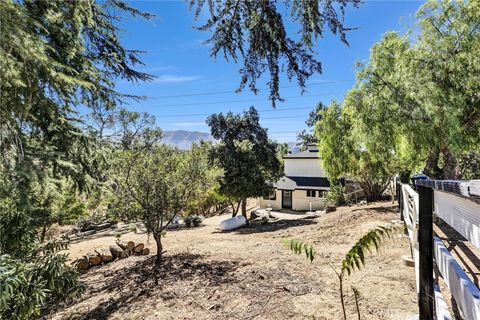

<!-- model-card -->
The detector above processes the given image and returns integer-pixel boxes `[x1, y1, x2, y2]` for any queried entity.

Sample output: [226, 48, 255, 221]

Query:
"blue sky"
[115, 0, 423, 142]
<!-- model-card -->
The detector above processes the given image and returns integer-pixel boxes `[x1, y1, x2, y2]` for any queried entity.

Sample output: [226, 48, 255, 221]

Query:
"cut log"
[87, 253, 102, 266]
[116, 240, 135, 250]
[109, 244, 127, 259]
[96, 222, 114, 230]
[76, 258, 90, 271]
[142, 248, 150, 255]
[83, 230, 97, 237]
[95, 248, 113, 263]
[133, 243, 144, 254]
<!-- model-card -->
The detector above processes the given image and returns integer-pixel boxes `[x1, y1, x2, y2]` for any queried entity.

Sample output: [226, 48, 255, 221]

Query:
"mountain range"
[162, 130, 215, 149]
[162, 130, 300, 153]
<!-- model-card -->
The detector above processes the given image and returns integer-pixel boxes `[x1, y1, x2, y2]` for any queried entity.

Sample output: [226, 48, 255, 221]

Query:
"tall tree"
[317, 0, 480, 193]
[348, 0, 480, 179]
[207, 107, 282, 221]
[190, 0, 361, 106]
[0, 1, 153, 317]
[0, 0, 153, 239]
[297, 102, 326, 146]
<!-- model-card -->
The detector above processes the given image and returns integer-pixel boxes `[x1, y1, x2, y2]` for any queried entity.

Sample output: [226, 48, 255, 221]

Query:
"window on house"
[268, 190, 276, 200]
[318, 190, 327, 198]
[306, 190, 316, 197]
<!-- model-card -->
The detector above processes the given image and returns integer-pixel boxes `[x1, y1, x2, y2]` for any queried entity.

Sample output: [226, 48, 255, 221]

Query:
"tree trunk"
[399, 171, 411, 184]
[424, 148, 442, 179]
[154, 233, 163, 266]
[241, 197, 249, 226]
[40, 224, 48, 243]
[441, 146, 459, 179]
[231, 201, 241, 217]
[153, 233, 163, 286]
[339, 274, 346, 320]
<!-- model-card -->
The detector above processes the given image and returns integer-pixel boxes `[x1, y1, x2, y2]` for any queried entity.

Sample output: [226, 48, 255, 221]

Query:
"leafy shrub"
[184, 215, 204, 228]
[326, 184, 350, 206]
[0, 239, 84, 319]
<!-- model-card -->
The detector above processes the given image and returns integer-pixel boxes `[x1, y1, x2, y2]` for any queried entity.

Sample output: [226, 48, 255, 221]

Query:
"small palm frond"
[283, 239, 316, 263]
[341, 223, 405, 276]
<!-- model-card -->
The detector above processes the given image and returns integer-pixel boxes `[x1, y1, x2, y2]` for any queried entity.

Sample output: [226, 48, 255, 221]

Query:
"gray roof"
[274, 176, 330, 190]
[283, 149, 319, 159]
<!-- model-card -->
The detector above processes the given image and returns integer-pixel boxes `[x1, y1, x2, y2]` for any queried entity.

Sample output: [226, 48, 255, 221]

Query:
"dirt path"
[48, 202, 417, 320]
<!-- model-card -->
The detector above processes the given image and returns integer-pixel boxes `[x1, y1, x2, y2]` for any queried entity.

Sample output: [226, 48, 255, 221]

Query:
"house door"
[282, 190, 292, 209]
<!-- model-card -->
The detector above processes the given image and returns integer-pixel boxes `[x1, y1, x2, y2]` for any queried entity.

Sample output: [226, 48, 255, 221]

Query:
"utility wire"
[149, 92, 344, 108]
[156, 106, 319, 118]
[150, 80, 353, 99]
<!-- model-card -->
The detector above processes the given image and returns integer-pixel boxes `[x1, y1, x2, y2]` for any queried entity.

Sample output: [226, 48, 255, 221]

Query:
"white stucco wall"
[292, 190, 327, 211]
[260, 189, 328, 211]
[284, 158, 325, 177]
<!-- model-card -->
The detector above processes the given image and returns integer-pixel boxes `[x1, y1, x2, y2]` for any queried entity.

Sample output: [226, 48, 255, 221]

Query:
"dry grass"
[45, 201, 417, 320]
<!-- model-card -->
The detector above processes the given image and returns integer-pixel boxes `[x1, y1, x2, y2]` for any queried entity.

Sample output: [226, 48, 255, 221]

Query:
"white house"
[260, 143, 331, 211]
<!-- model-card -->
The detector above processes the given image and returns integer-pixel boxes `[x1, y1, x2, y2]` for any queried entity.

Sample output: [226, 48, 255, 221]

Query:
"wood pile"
[73, 240, 149, 271]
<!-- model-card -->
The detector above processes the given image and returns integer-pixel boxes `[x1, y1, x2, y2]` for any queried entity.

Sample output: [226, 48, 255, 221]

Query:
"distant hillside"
[162, 130, 214, 149]
[162, 130, 300, 152]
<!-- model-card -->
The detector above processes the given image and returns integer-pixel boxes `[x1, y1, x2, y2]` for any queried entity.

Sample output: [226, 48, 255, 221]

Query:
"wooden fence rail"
[397, 179, 480, 320]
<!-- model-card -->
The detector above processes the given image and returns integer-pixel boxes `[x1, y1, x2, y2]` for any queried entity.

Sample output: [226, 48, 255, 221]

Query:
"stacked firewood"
[74, 240, 150, 271]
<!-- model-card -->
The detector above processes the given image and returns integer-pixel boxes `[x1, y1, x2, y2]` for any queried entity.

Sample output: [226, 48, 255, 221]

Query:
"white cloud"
[142, 65, 174, 72]
[154, 74, 202, 83]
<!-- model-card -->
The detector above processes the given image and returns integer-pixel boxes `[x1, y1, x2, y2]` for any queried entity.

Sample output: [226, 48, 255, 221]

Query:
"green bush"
[0, 240, 84, 319]
[326, 184, 351, 207]
[184, 215, 204, 228]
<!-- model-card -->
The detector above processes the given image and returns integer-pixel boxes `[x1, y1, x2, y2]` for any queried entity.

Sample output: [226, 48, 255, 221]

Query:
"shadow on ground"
[213, 217, 318, 235]
[53, 253, 240, 320]
[351, 204, 397, 215]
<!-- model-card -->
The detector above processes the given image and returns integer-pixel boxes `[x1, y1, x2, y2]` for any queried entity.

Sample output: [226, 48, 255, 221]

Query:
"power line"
[150, 80, 353, 99]
[261, 115, 306, 120]
[156, 106, 321, 118]
[149, 92, 344, 108]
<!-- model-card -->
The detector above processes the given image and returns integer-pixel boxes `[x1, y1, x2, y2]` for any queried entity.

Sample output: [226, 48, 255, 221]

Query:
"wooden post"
[418, 185, 434, 320]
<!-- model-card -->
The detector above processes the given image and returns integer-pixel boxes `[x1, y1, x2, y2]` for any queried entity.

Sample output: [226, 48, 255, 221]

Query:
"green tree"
[0, 1, 153, 317]
[316, 101, 391, 201]
[207, 107, 282, 221]
[297, 102, 326, 146]
[110, 145, 208, 267]
[191, 0, 361, 106]
[316, 0, 480, 197]
[347, 0, 480, 179]
[184, 142, 227, 217]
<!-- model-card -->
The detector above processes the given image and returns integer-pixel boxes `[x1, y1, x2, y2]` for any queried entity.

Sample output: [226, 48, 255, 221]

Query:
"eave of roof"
[283, 149, 319, 159]
[273, 176, 330, 190]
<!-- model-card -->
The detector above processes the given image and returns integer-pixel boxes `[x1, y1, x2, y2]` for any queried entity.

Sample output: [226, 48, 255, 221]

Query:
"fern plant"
[341, 224, 404, 275]
[283, 239, 316, 263]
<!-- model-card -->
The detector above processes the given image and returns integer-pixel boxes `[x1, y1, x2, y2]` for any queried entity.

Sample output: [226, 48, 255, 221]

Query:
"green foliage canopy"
[110, 144, 211, 265]
[207, 107, 282, 218]
[190, 0, 361, 106]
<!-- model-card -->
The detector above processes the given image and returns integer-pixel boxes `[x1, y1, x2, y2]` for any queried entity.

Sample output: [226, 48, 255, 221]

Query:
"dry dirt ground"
[46, 202, 417, 320]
